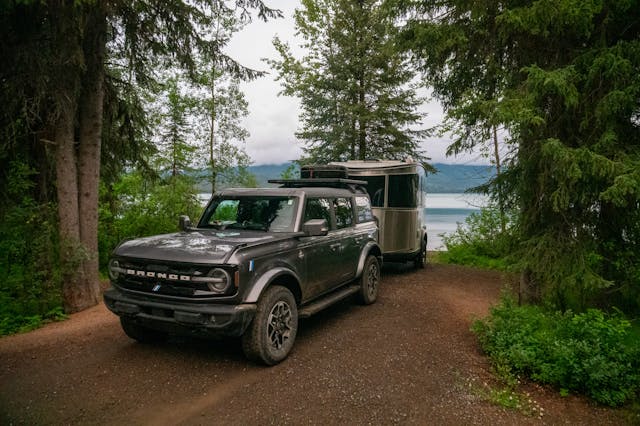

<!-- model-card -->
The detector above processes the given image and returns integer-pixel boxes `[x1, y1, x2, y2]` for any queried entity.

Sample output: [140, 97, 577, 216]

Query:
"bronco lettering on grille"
[125, 269, 191, 281]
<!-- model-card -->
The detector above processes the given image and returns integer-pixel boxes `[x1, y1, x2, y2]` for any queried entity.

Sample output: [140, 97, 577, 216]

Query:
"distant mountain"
[194, 162, 493, 193]
[241, 162, 494, 194]
[247, 164, 297, 186]
[427, 163, 494, 193]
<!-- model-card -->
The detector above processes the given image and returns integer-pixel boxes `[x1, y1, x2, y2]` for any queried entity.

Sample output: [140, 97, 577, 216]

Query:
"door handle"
[329, 243, 341, 251]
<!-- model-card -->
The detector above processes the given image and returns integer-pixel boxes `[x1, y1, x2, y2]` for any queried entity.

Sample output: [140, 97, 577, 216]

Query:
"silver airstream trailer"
[301, 160, 428, 268]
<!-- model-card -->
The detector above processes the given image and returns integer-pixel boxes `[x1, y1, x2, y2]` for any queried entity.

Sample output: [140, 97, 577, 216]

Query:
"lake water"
[425, 193, 487, 250]
[198, 192, 486, 251]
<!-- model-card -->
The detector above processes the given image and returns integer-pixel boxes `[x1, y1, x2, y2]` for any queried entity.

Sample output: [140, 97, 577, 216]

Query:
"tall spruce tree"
[0, 0, 281, 313]
[155, 77, 198, 178]
[196, 72, 251, 193]
[270, 0, 428, 164]
[400, 0, 640, 311]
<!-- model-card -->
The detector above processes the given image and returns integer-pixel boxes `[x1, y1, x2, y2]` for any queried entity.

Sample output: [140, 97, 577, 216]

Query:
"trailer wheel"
[414, 239, 427, 269]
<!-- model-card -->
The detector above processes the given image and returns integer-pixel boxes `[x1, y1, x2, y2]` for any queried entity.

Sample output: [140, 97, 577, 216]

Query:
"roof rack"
[268, 178, 367, 192]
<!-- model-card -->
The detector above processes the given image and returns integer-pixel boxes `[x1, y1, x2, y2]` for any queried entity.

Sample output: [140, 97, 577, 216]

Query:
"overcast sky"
[226, 1, 490, 166]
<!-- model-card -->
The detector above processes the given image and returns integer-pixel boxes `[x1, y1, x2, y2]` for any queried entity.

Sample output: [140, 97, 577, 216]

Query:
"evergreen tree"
[194, 69, 252, 193]
[400, 0, 640, 311]
[155, 77, 199, 178]
[270, 0, 429, 164]
[0, 0, 281, 313]
[193, 6, 253, 194]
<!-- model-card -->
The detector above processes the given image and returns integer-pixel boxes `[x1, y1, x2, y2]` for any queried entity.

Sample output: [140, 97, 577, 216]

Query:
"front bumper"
[104, 287, 256, 338]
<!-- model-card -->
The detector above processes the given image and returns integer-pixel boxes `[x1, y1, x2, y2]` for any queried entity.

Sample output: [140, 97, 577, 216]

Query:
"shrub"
[473, 298, 640, 406]
[438, 207, 514, 270]
[0, 162, 64, 335]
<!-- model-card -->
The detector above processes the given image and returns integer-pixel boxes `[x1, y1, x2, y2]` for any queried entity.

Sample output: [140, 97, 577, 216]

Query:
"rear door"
[331, 197, 358, 283]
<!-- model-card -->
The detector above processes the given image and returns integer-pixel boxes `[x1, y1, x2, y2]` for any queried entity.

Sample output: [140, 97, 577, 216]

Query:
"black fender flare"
[356, 241, 383, 277]
[244, 267, 302, 304]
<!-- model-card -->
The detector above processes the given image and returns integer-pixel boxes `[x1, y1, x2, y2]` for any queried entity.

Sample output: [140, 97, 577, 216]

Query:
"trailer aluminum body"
[303, 160, 428, 267]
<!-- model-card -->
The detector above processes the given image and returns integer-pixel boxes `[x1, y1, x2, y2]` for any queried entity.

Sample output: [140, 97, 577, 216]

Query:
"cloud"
[226, 1, 489, 166]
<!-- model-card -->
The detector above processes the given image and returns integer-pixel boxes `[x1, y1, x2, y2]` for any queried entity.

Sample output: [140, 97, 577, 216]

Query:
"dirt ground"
[0, 263, 628, 425]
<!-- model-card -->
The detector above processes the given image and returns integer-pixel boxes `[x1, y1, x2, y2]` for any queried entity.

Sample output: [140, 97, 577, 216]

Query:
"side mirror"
[301, 219, 329, 237]
[179, 215, 192, 231]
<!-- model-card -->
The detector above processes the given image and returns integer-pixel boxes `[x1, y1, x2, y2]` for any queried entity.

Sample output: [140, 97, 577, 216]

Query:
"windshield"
[198, 196, 298, 232]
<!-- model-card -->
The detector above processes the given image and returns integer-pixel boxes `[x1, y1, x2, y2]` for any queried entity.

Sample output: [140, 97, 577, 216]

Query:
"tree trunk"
[519, 268, 540, 305]
[55, 94, 87, 313]
[209, 75, 217, 195]
[77, 4, 107, 308]
[50, 1, 88, 313]
[357, 76, 366, 160]
[493, 125, 506, 233]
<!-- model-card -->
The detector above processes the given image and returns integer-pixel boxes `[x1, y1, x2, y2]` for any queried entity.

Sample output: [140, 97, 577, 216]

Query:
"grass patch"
[435, 246, 509, 270]
[0, 306, 67, 336]
[463, 375, 544, 417]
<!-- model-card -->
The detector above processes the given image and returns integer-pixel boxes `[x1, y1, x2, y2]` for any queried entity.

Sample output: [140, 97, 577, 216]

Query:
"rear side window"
[355, 196, 374, 223]
[334, 198, 353, 229]
[303, 198, 332, 227]
[388, 174, 418, 208]
[360, 175, 385, 207]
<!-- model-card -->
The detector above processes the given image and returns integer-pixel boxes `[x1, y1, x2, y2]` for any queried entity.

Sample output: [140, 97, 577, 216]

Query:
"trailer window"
[360, 175, 385, 207]
[388, 174, 418, 208]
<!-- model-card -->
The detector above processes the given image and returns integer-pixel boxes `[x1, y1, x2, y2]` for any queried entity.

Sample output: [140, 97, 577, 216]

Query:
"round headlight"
[207, 268, 231, 292]
[108, 259, 121, 281]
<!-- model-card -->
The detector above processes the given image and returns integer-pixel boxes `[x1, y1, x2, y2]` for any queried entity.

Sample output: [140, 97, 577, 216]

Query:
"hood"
[113, 230, 279, 264]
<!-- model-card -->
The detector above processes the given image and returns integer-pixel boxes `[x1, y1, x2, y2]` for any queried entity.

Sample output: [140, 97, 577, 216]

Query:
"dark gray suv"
[104, 179, 382, 365]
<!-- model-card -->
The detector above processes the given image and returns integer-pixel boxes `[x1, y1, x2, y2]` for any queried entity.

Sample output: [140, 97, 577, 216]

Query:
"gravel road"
[0, 263, 625, 425]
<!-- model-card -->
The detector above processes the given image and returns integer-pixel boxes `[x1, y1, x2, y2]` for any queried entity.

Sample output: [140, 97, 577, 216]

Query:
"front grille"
[116, 260, 234, 298]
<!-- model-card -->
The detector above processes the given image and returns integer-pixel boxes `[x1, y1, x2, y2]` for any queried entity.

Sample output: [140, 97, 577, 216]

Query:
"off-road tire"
[357, 255, 380, 305]
[120, 317, 166, 343]
[242, 286, 298, 366]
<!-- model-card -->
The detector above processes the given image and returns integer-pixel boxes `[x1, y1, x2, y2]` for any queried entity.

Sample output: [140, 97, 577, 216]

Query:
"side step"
[298, 285, 359, 318]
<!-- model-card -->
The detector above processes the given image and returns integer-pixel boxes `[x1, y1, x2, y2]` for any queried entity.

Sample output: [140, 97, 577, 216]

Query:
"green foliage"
[473, 298, 640, 406]
[279, 163, 299, 179]
[98, 172, 202, 269]
[0, 162, 64, 335]
[400, 0, 640, 313]
[270, 0, 429, 163]
[153, 77, 199, 177]
[438, 207, 514, 270]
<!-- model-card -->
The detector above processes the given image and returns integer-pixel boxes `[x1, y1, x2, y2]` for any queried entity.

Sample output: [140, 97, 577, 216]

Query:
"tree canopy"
[270, 0, 429, 164]
[400, 0, 640, 311]
[0, 0, 281, 314]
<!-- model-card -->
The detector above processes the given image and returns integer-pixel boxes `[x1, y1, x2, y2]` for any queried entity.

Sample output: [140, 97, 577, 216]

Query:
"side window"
[361, 175, 385, 207]
[334, 198, 353, 229]
[355, 196, 374, 223]
[303, 198, 332, 227]
[388, 174, 418, 208]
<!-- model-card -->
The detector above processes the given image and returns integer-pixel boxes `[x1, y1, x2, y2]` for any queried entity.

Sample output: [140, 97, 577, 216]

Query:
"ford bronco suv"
[104, 178, 382, 365]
